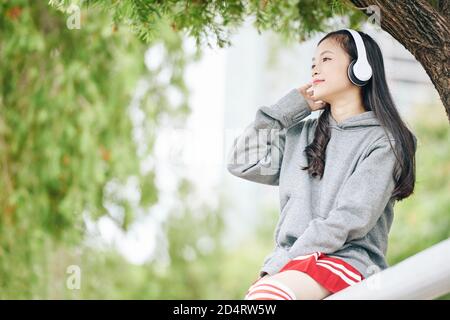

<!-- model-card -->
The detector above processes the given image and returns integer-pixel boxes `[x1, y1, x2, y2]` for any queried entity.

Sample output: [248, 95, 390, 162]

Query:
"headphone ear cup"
[348, 60, 368, 87]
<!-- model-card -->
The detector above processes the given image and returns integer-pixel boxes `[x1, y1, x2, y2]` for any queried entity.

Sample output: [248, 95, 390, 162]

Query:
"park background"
[0, 1, 448, 299]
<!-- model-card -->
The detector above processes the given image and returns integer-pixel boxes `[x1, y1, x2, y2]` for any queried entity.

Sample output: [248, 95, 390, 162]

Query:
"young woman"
[227, 29, 417, 300]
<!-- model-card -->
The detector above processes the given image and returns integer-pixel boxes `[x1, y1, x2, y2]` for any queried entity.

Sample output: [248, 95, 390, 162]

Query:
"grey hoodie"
[227, 88, 411, 280]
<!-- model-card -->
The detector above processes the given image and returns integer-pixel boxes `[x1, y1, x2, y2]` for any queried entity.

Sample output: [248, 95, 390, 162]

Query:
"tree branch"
[347, 0, 450, 122]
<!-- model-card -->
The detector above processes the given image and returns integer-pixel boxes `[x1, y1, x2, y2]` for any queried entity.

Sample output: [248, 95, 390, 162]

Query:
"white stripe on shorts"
[316, 262, 358, 286]
[317, 259, 362, 281]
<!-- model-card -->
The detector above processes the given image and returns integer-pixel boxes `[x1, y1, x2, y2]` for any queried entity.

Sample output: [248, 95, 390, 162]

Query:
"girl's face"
[310, 38, 355, 103]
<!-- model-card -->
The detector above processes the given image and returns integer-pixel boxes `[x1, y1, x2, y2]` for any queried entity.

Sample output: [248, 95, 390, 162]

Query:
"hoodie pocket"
[275, 196, 313, 248]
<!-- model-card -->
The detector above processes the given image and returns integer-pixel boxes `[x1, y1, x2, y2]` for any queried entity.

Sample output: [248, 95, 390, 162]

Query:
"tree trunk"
[347, 0, 450, 122]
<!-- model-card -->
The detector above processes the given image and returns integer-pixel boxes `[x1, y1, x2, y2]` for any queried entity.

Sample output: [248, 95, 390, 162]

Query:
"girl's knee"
[271, 270, 332, 300]
[244, 278, 297, 300]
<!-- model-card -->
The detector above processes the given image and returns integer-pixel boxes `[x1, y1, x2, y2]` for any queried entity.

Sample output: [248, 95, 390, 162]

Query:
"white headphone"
[344, 28, 373, 86]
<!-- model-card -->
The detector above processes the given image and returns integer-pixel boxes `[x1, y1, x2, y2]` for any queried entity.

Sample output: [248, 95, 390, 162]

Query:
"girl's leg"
[244, 270, 332, 300]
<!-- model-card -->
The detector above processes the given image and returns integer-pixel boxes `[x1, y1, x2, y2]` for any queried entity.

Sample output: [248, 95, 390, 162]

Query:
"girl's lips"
[313, 79, 325, 84]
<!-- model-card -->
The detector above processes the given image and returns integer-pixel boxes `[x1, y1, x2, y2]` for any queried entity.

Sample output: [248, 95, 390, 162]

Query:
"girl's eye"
[311, 57, 331, 69]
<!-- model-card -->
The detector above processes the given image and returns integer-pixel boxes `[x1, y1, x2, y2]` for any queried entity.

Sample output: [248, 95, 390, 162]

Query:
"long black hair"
[302, 29, 417, 202]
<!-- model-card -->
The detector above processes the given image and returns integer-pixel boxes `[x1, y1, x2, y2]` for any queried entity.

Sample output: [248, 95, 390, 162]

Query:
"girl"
[227, 29, 417, 300]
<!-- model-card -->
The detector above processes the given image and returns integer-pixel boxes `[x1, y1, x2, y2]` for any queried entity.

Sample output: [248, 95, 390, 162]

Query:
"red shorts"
[256, 252, 365, 294]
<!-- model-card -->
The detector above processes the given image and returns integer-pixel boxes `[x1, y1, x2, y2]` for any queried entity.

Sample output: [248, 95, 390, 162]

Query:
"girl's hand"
[298, 83, 326, 111]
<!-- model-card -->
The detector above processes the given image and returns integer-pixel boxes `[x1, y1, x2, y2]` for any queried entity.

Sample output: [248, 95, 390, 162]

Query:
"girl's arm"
[226, 88, 313, 185]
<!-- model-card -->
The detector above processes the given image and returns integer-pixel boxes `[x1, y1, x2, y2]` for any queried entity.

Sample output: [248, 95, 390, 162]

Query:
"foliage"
[48, 0, 368, 48]
[0, 0, 200, 297]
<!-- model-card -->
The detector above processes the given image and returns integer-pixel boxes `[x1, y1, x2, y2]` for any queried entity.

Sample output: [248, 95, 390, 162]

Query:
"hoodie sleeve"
[226, 88, 312, 185]
[284, 137, 398, 260]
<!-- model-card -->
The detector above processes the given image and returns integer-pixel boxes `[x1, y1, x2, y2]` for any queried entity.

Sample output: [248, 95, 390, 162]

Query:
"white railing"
[325, 239, 450, 300]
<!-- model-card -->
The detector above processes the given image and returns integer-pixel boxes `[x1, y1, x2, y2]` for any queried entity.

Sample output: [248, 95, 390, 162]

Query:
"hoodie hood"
[328, 110, 381, 129]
